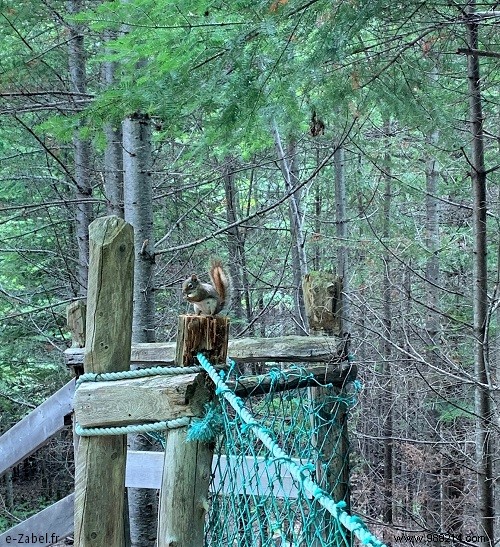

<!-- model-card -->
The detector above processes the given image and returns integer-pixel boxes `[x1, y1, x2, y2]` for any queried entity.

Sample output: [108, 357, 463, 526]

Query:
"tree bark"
[334, 145, 350, 338]
[123, 114, 155, 344]
[272, 122, 308, 333]
[381, 122, 393, 529]
[423, 129, 444, 531]
[67, 0, 92, 295]
[222, 158, 246, 325]
[466, 4, 495, 544]
[102, 40, 124, 218]
[123, 113, 157, 547]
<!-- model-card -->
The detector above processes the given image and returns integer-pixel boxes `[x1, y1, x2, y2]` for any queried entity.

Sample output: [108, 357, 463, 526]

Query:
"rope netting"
[198, 354, 384, 547]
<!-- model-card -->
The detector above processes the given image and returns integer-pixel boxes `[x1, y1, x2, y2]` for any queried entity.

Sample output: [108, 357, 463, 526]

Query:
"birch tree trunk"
[67, 0, 92, 295]
[123, 113, 157, 547]
[466, 4, 495, 543]
[123, 114, 156, 344]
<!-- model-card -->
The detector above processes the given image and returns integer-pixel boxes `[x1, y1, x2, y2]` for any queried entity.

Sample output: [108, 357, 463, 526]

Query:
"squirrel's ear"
[190, 274, 198, 280]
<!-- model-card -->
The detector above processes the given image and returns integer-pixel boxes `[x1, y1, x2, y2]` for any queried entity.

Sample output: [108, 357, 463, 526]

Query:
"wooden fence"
[0, 216, 351, 546]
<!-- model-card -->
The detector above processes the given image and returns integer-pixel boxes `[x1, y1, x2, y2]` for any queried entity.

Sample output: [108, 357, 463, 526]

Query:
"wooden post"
[157, 314, 229, 547]
[74, 216, 134, 547]
[302, 271, 342, 336]
[303, 272, 352, 544]
[175, 314, 229, 367]
[67, 299, 87, 377]
[67, 299, 87, 456]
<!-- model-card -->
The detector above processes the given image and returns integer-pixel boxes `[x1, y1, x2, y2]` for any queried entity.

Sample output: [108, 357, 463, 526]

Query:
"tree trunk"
[104, 121, 124, 218]
[123, 113, 157, 547]
[272, 122, 308, 333]
[123, 114, 155, 344]
[222, 158, 246, 325]
[381, 122, 393, 529]
[103, 32, 124, 218]
[334, 145, 350, 338]
[67, 0, 92, 295]
[423, 129, 443, 532]
[466, 4, 495, 544]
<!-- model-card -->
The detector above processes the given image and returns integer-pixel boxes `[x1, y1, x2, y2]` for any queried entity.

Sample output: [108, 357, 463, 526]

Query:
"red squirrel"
[182, 259, 230, 315]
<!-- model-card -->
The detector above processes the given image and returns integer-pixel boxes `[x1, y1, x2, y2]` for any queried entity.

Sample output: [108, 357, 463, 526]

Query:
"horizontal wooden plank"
[0, 450, 304, 544]
[227, 335, 344, 364]
[212, 454, 300, 499]
[0, 493, 74, 546]
[126, 450, 301, 499]
[0, 380, 75, 477]
[126, 450, 164, 489]
[228, 362, 357, 396]
[65, 335, 344, 367]
[74, 372, 210, 428]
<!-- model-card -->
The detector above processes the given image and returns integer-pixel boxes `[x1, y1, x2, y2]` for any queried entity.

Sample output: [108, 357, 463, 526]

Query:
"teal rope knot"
[297, 463, 315, 486]
[187, 402, 224, 442]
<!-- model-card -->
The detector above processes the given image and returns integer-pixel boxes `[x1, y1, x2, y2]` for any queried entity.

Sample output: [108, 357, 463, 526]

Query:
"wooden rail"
[0, 451, 303, 546]
[1, 341, 348, 545]
[0, 215, 347, 546]
[0, 380, 75, 477]
[65, 335, 346, 367]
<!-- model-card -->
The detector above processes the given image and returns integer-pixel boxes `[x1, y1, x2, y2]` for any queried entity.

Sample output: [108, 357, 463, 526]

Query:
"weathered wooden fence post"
[303, 272, 352, 545]
[74, 216, 134, 547]
[157, 315, 229, 547]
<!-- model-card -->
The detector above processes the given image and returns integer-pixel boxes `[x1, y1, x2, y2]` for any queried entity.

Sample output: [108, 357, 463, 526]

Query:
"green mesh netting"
[197, 355, 381, 547]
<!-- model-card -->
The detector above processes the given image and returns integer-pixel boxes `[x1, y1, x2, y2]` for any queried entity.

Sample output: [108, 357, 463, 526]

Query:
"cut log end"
[175, 314, 229, 367]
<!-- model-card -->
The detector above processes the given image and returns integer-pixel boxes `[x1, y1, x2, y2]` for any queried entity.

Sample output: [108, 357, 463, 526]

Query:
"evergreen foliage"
[0, 0, 498, 540]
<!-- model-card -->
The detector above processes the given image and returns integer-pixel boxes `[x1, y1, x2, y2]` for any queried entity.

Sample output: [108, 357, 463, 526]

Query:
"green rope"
[75, 364, 203, 387]
[75, 416, 191, 437]
[197, 352, 387, 547]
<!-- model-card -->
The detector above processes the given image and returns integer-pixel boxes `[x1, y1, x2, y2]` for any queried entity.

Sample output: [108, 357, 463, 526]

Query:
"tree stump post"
[74, 216, 134, 547]
[157, 314, 229, 547]
[66, 299, 87, 377]
[303, 272, 353, 544]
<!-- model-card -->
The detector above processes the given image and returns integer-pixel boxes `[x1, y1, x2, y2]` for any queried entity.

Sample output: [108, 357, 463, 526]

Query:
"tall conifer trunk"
[334, 145, 349, 336]
[465, 3, 494, 543]
[381, 121, 393, 528]
[67, 0, 92, 295]
[272, 123, 308, 333]
[222, 158, 247, 326]
[423, 129, 443, 531]
[103, 29, 124, 218]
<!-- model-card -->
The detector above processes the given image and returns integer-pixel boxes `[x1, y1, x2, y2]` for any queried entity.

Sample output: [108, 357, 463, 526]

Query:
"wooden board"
[228, 362, 357, 396]
[66, 335, 345, 366]
[0, 380, 75, 477]
[0, 493, 74, 546]
[74, 372, 211, 428]
[0, 451, 304, 546]
[126, 451, 300, 498]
